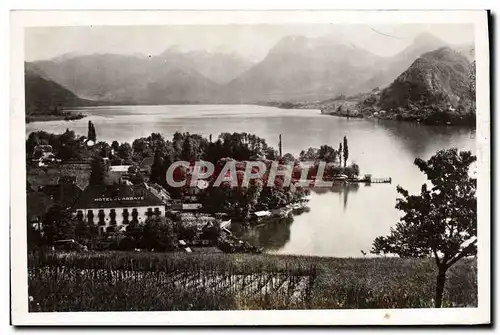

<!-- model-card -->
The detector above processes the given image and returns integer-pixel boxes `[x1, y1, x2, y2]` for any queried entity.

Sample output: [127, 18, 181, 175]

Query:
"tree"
[111, 140, 120, 155]
[181, 136, 204, 161]
[147, 133, 167, 154]
[338, 142, 343, 165]
[201, 221, 221, 243]
[89, 156, 107, 185]
[343, 136, 349, 167]
[132, 138, 152, 162]
[87, 121, 96, 142]
[95, 141, 111, 158]
[299, 147, 319, 161]
[42, 206, 75, 245]
[243, 179, 264, 218]
[181, 136, 195, 161]
[318, 145, 338, 163]
[117, 143, 133, 161]
[150, 150, 165, 185]
[75, 219, 98, 247]
[140, 217, 176, 251]
[281, 153, 295, 164]
[371, 149, 477, 308]
[468, 57, 476, 114]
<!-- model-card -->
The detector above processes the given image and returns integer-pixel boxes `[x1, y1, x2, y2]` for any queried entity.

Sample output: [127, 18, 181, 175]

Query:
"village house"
[72, 182, 171, 233]
[31, 144, 60, 167]
[139, 156, 154, 175]
[183, 179, 209, 202]
[38, 183, 83, 209]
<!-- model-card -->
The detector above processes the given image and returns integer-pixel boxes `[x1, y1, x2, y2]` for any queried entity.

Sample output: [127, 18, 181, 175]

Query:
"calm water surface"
[26, 105, 476, 257]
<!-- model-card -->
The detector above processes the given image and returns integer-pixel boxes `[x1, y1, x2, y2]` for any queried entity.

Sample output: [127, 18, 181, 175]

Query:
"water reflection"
[312, 183, 360, 211]
[374, 120, 476, 159]
[232, 217, 295, 251]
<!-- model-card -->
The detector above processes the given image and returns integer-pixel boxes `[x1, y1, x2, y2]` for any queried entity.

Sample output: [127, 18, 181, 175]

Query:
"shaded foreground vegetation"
[28, 251, 477, 311]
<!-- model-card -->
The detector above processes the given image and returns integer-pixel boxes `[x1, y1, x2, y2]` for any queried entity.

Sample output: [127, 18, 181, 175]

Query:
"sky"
[25, 24, 475, 62]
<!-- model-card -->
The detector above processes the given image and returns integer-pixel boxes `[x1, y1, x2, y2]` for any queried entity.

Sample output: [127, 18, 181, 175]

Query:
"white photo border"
[10, 9, 491, 326]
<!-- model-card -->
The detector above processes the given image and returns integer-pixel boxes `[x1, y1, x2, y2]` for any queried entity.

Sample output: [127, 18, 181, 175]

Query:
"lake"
[26, 105, 476, 257]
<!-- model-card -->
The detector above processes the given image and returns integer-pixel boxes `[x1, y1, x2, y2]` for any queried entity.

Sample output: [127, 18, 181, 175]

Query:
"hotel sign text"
[94, 196, 144, 202]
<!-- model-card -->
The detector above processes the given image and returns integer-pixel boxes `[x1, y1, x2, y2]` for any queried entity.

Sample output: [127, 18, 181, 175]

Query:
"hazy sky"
[25, 24, 474, 62]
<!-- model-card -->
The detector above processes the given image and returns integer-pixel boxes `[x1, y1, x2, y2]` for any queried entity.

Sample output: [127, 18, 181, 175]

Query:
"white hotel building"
[72, 183, 170, 233]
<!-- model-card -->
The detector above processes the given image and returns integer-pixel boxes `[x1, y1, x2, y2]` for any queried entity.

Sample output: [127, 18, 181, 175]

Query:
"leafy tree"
[468, 57, 476, 114]
[181, 135, 205, 161]
[343, 136, 349, 167]
[147, 133, 167, 154]
[89, 156, 107, 185]
[299, 147, 319, 161]
[177, 222, 198, 242]
[243, 179, 264, 217]
[42, 206, 75, 244]
[140, 217, 176, 251]
[132, 138, 152, 162]
[26, 132, 42, 158]
[265, 147, 279, 160]
[94, 141, 111, 158]
[344, 163, 360, 178]
[281, 153, 295, 164]
[128, 165, 139, 174]
[117, 143, 133, 161]
[371, 149, 477, 308]
[318, 145, 338, 163]
[111, 140, 120, 154]
[75, 220, 98, 247]
[181, 136, 195, 161]
[150, 150, 165, 185]
[201, 221, 222, 243]
[217, 132, 275, 161]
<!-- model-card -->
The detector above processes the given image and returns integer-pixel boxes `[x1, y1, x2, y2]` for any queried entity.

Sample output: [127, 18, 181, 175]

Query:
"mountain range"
[315, 46, 475, 125]
[25, 62, 94, 114]
[25, 32, 475, 108]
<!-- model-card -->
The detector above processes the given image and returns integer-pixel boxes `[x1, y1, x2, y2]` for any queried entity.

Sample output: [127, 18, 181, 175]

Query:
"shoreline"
[25, 102, 475, 127]
[26, 113, 87, 124]
[319, 110, 477, 127]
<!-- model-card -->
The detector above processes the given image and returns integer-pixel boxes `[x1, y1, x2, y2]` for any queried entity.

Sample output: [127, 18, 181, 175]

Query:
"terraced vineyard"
[28, 252, 318, 311]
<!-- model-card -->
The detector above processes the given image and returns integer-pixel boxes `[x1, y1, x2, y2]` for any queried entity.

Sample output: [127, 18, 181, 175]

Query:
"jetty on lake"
[349, 174, 392, 184]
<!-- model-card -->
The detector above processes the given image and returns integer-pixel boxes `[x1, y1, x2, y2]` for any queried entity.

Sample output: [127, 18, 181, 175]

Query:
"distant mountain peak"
[49, 51, 83, 62]
[379, 45, 472, 111]
[409, 32, 446, 50]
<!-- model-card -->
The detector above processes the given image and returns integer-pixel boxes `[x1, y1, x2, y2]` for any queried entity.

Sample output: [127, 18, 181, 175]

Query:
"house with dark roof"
[39, 183, 83, 209]
[139, 156, 154, 175]
[72, 183, 170, 233]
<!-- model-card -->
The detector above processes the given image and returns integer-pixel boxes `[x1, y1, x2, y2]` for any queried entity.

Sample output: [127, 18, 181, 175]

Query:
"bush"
[140, 217, 177, 251]
[177, 222, 198, 242]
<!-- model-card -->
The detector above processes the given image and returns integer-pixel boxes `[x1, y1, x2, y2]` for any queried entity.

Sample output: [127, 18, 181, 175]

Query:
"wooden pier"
[361, 177, 392, 184]
[370, 177, 391, 183]
[346, 175, 392, 184]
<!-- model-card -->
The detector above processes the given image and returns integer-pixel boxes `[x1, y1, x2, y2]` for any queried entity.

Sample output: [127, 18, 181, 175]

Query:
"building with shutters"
[72, 183, 170, 233]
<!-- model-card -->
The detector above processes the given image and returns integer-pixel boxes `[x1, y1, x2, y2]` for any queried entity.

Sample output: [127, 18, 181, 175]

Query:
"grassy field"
[28, 251, 477, 311]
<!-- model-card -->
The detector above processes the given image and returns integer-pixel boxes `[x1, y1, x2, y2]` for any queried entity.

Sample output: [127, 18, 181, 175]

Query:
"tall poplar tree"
[343, 136, 349, 167]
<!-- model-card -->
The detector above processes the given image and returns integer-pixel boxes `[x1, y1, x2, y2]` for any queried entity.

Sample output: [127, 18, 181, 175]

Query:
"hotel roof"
[73, 183, 167, 210]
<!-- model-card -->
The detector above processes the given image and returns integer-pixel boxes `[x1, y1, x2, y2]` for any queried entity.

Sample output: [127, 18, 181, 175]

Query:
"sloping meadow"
[28, 251, 477, 311]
